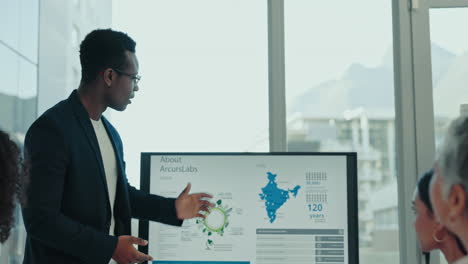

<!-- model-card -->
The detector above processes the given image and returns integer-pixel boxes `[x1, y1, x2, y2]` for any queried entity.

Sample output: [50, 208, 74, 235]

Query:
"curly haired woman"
[0, 130, 26, 243]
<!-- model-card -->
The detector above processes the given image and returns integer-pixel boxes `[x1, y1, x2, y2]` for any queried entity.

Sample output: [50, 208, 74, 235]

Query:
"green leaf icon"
[217, 200, 222, 205]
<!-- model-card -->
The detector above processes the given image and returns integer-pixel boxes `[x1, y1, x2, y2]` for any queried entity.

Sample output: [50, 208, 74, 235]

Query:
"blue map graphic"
[259, 172, 301, 223]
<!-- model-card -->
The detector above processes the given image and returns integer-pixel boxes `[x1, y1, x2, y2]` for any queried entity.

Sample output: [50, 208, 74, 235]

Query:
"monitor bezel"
[138, 152, 358, 264]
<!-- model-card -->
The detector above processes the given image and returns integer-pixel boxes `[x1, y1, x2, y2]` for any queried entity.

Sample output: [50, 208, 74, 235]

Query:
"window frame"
[266, 0, 443, 263]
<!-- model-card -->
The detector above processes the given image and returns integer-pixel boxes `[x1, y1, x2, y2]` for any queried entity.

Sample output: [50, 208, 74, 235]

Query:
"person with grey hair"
[413, 169, 465, 264]
[431, 116, 468, 264]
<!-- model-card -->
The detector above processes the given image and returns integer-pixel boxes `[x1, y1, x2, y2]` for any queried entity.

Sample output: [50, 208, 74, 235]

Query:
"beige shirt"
[90, 118, 118, 264]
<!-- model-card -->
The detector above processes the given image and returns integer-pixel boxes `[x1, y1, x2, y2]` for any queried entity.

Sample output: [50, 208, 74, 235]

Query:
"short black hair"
[417, 169, 434, 213]
[79, 29, 136, 85]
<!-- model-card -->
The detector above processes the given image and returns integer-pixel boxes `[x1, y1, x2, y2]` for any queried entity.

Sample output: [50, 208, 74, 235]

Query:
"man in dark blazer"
[22, 29, 214, 264]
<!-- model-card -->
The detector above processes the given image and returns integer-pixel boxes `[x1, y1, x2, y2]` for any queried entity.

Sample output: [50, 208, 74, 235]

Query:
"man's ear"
[447, 184, 467, 221]
[102, 68, 113, 87]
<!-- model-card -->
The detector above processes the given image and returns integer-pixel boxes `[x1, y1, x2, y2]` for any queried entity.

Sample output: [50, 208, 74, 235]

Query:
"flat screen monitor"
[139, 152, 358, 264]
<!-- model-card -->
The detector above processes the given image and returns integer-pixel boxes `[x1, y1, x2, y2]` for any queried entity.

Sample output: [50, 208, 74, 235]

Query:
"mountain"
[289, 43, 457, 119]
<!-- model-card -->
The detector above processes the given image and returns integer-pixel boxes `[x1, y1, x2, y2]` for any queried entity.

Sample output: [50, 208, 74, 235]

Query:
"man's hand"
[175, 183, 215, 220]
[112, 235, 153, 264]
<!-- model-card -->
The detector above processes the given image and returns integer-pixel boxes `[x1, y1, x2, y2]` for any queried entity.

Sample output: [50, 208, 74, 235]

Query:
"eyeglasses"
[113, 68, 141, 84]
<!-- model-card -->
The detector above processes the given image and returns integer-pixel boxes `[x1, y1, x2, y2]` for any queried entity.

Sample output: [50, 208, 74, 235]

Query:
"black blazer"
[22, 90, 182, 264]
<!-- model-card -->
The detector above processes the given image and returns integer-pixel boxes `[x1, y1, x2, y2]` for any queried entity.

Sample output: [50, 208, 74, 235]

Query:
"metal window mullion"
[267, 0, 287, 152]
[412, 0, 437, 174]
[411, 0, 439, 262]
[393, 0, 423, 263]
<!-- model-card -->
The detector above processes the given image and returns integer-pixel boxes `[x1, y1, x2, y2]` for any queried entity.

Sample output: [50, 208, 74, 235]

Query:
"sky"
[109, 0, 468, 185]
[430, 8, 468, 55]
[111, 0, 269, 185]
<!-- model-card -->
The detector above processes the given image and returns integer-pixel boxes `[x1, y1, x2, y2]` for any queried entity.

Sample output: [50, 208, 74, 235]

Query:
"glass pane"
[17, 58, 38, 135]
[0, 5, 39, 264]
[429, 8, 468, 264]
[111, 0, 269, 186]
[0, 44, 19, 134]
[0, 0, 20, 49]
[19, 0, 39, 62]
[430, 8, 468, 148]
[71, 26, 80, 48]
[284, 1, 398, 263]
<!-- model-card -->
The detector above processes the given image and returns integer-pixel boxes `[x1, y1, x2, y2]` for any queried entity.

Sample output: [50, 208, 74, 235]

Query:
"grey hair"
[436, 116, 468, 198]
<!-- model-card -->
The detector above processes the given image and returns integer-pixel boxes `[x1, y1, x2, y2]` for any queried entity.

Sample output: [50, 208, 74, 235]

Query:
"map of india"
[259, 172, 301, 223]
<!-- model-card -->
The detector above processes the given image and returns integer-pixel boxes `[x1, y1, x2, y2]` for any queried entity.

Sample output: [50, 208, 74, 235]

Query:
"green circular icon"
[204, 207, 227, 232]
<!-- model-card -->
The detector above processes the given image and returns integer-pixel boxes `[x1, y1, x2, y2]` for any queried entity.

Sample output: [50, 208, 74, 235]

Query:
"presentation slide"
[140, 153, 357, 264]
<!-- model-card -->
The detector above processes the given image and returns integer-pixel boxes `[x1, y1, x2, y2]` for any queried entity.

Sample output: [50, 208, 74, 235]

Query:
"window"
[71, 26, 80, 49]
[284, 1, 398, 263]
[17, 57, 38, 134]
[0, 2, 38, 262]
[110, 0, 269, 186]
[0, 44, 20, 134]
[0, 0, 20, 49]
[427, 7, 468, 264]
[19, 0, 39, 62]
[430, 8, 468, 147]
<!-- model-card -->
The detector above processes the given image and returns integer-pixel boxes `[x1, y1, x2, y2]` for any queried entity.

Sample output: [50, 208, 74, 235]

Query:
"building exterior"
[0, 0, 111, 262]
[287, 112, 397, 250]
[38, 0, 112, 115]
[0, 0, 39, 262]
